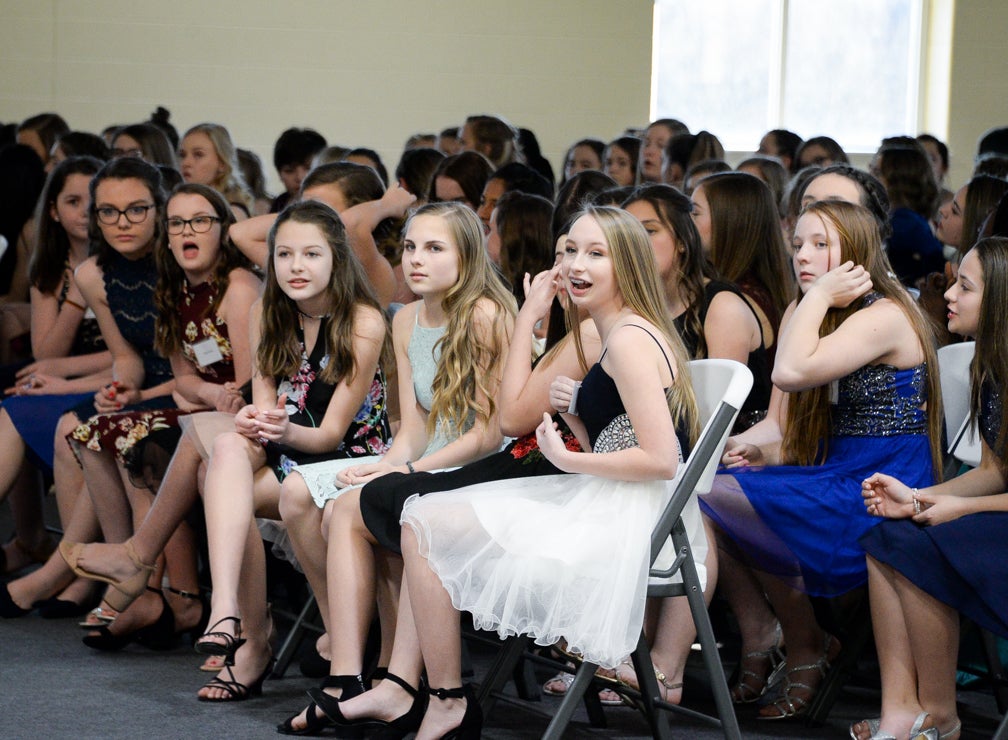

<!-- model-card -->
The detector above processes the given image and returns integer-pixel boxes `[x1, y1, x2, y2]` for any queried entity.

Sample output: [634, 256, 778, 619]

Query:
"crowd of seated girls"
[2, 109, 1008, 740]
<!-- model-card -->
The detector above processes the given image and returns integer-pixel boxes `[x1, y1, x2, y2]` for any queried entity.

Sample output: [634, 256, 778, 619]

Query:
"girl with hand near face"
[60, 183, 259, 653]
[853, 238, 1008, 740]
[701, 200, 942, 719]
[277, 202, 516, 735]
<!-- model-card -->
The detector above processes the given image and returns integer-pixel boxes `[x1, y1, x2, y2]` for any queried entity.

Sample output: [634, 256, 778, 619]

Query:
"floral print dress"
[70, 279, 235, 474]
[264, 315, 391, 482]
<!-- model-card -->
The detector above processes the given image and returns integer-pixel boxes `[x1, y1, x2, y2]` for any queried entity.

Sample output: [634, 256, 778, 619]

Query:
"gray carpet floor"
[1, 506, 1003, 738]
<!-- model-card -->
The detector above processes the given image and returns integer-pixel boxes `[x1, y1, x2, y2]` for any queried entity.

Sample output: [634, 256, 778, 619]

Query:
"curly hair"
[407, 202, 517, 438]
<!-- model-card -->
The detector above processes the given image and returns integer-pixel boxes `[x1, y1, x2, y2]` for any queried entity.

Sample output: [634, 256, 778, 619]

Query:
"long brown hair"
[781, 200, 942, 475]
[968, 237, 1008, 461]
[698, 172, 793, 324]
[154, 183, 251, 356]
[258, 200, 391, 385]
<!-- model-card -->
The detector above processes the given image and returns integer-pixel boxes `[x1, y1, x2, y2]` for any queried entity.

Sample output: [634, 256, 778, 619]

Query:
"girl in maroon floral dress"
[66, 183, 259, 648]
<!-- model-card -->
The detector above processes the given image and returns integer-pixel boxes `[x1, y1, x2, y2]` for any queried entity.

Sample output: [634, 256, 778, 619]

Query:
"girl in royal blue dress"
[699, 200, 943, 720]
[852, 237, 1008, 740]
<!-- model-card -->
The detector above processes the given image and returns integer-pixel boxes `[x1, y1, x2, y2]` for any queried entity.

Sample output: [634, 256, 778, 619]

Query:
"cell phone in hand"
[567, 381, 582, 415]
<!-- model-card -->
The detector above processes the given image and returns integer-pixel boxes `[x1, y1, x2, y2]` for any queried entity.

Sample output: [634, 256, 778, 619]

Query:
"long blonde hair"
[181, 123, 253, 215]
[781, 200, 942, 475]
[568, 206, 700, 447]
[409, 202, 517, 436]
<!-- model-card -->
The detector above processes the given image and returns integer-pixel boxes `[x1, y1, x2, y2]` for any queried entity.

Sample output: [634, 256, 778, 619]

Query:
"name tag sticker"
[191, 338, 224, 367]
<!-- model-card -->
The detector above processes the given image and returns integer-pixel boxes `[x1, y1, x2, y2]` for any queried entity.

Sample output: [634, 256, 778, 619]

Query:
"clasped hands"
[236, 393, 290, 443]
[862, 472, 966, 526]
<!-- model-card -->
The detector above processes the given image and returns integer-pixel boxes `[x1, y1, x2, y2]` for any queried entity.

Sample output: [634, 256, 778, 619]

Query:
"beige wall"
[0, 0, 653, 191]
[2, 1, 1005, 192]
[944, 0, 1008, 188]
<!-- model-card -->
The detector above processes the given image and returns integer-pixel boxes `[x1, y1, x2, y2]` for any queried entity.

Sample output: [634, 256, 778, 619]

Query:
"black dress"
[860, 381, 1008, 637]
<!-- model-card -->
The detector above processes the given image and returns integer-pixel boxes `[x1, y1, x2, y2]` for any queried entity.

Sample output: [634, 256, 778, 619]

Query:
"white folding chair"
[537, 359, 751, 739]
[937, 341, 981, 468]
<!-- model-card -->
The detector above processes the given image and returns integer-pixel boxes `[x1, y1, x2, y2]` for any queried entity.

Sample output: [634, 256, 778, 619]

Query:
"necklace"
[297, 307, 330, 320]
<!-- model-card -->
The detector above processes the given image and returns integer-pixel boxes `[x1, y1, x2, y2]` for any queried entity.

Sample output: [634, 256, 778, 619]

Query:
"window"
[651, 0, 925, 153]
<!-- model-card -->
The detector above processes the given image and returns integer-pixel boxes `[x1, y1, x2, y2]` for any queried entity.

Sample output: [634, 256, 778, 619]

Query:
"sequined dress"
[860, 380, 1008, 638]
[700, 361, 934, 597]
[400, 330, 695, 668]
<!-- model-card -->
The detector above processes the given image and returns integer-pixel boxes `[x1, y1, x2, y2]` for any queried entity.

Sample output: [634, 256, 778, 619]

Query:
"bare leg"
[2, 460, 52, 572]
[334, 574, 425, 723]
[53, 412, 85, 526]
[79, 446, 131, 542]
[197, 516, 274, 700]
[200, 431, 268, 645]
[893, 564, 959, 737]
[852, 556, 926, 740]
[6, 481, 99, 607]
[70, 434, 204, 583]
[278, 471, 331, 635]
[403, 525, 468, 740]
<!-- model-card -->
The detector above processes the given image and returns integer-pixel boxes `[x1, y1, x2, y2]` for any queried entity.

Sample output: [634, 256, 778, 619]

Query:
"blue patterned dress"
[860, 381, 1008, 638]
[700, 361, 935, 597]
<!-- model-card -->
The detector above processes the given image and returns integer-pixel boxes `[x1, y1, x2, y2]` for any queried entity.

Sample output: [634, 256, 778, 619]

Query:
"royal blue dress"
[700, 361, 934, 597]
[860, 381, 1008, 638]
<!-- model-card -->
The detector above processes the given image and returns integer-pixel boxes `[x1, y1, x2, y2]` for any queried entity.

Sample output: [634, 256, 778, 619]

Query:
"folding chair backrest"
[937, 341, 981, 467]
[649, 359, 752, 562]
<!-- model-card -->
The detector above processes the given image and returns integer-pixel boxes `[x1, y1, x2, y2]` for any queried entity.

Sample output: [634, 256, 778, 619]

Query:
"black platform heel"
[427, 684, 482, 740]
[277, 674, 366, 736]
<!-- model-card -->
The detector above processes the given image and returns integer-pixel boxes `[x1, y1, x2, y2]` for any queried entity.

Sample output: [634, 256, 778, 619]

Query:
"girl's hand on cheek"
[810, 261, 873, 308]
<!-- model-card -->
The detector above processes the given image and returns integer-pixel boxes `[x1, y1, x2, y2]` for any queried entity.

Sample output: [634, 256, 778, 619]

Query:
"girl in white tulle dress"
[399, 205, 700, 739]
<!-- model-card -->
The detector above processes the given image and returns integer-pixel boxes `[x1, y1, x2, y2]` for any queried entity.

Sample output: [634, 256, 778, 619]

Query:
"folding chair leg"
[994, 710, 1008, 740]
[631, 639, 672, 740]
[542, 661, 598, 740]
[476, 635, 527, 715]
[271, 593, 319, 679]
[512, 656, 542, 702]
[981, 628, 1008, 713]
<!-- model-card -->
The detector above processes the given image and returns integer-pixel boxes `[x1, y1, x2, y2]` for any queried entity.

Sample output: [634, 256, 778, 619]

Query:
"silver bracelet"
[406, 460, 416, 474]
[912, 488, 921, 516]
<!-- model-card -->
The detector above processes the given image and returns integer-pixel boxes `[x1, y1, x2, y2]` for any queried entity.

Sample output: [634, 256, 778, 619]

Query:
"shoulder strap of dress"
[621, 323, 675, 377]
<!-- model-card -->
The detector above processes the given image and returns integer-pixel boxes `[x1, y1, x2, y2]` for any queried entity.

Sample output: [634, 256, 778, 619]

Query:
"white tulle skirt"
[401, 470, 705, 669]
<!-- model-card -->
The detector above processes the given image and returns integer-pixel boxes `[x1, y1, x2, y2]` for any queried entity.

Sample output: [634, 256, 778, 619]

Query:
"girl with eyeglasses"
[0, 157, 174, 618]
[60, 182, 260, 653]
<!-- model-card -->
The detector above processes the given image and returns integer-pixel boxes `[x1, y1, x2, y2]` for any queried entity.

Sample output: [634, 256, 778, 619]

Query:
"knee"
[278, 472, 313, 523]
[209, 431, 250, 461]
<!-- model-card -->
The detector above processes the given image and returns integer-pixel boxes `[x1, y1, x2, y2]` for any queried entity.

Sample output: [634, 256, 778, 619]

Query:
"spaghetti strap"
[612, 323, 675, 377]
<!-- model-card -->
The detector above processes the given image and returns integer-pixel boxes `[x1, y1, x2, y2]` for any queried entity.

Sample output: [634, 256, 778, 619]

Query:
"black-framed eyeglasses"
[95, 204, 155, 225]
[166, 216, 221, 235]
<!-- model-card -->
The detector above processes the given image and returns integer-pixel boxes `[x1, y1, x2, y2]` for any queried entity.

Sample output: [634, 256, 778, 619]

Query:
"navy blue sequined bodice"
[831, 363, 928, 437]
[104, 252, 173, 388]
[979, 379, 1003, 453]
